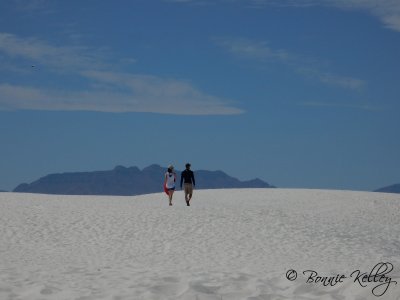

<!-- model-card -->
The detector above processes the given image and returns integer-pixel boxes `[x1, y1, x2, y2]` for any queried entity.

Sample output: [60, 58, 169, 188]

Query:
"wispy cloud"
[0, 80, 242, 115]
[12, 0, 55, 14]
[323, 0, 400, 33]
[250, 0, 400, 32]
[165, 0, 200, 2]
[0, 33, 242, 115]
[0, 33, 107, 71]
[168, 0, 400, 33]
[214, 37, 290, 62]
[300, 100, 383, 111]
[164, 0, 212, 5]
[13, 0, 47, 10]
[215, 37, 366, 90]
[296, 67, 366, 90]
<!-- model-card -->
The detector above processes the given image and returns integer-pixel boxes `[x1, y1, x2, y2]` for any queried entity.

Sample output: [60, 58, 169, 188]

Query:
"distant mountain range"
[13, 164, 274, 196]
[374, 183, 400, 194]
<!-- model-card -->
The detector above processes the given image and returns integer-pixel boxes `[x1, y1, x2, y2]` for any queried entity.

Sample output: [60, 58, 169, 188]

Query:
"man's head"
[185, 163, 191, 170]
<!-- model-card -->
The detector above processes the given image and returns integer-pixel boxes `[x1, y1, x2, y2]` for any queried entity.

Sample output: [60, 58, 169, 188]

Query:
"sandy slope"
[0, 189, 399, 300]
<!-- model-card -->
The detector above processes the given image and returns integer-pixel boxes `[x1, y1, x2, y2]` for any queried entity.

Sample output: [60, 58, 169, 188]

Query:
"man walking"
[180, 163, 195, 206]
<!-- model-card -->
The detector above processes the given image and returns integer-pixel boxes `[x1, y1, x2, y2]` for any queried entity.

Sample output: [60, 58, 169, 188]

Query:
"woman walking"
[164, 165, 176, 206]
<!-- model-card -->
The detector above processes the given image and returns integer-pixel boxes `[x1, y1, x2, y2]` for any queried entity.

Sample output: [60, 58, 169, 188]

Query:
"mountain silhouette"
[13, 164, 274, 196]
[374, 183, 400, 194]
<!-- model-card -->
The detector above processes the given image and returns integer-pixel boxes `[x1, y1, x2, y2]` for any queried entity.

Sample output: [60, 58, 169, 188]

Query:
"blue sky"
[0, 0, 399, 191]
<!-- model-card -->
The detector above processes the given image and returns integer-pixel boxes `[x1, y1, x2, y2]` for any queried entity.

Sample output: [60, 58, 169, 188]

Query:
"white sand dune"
[0, 189, 399, 300]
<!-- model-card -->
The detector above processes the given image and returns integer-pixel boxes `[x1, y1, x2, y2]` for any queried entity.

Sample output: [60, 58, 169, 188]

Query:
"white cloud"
[0, 33, 242, 115]
[165, 0, 198, 2]
[169, 0, 400, 32]
[323, 0, 400, 32]
[0, 80, 243, 115]
[0, 33, 106, 71]
[11, 0, 56, 15]
[13, 0, 49, 10]
[215, 37, 366, 90]
[300, 100, 382, 111]
[246, 0, 400, 32]
[317, 73, 365, 90]
[214, 37, 290, 62]
[297, 67, 365, 90]
[164, 0, 213, 5]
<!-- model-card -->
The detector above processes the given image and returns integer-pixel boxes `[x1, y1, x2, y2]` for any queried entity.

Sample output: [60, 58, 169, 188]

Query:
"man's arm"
[191, 171, 195, 186]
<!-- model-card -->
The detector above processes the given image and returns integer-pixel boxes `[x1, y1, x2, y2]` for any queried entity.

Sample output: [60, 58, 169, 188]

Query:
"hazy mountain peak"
[13, 164, 274, 196]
